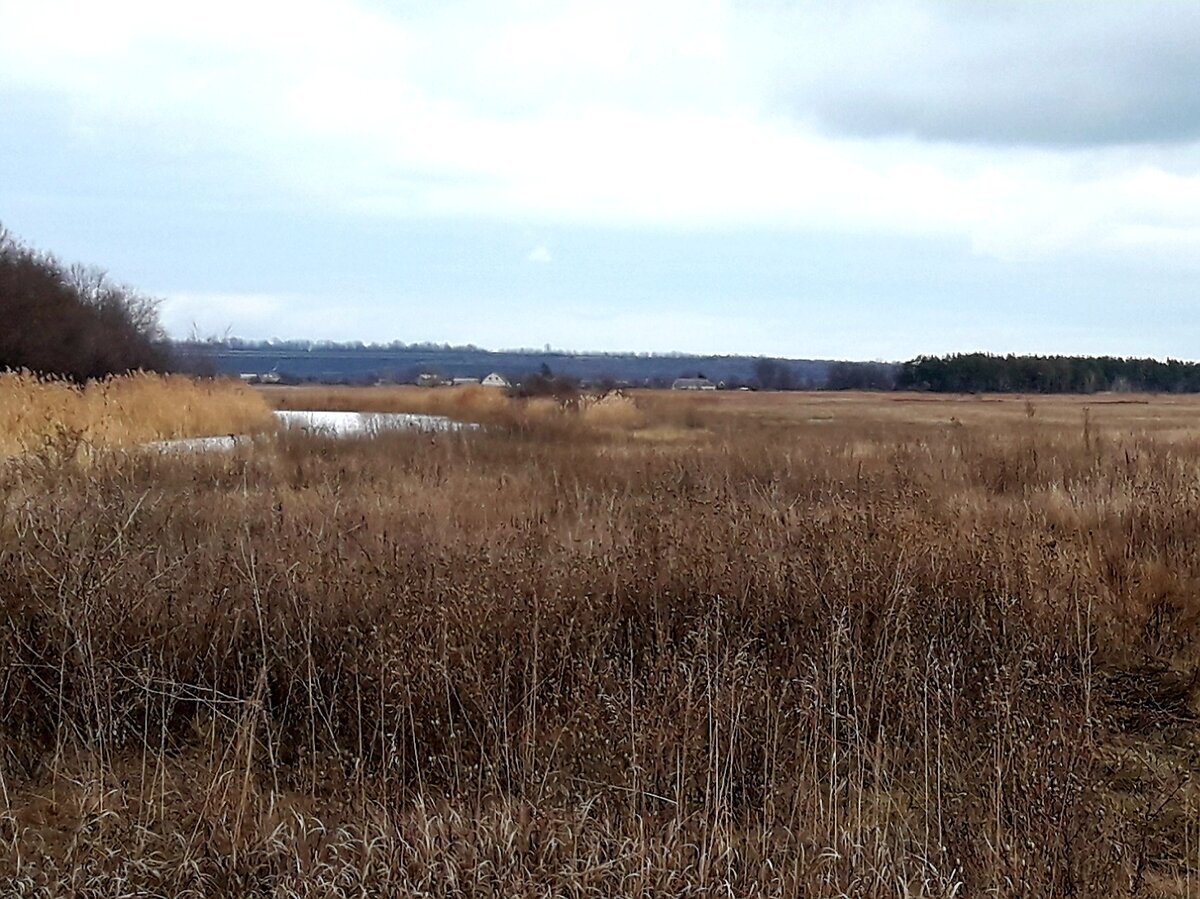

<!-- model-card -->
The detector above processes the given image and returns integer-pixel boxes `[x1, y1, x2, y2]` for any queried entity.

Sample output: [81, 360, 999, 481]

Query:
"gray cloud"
[767, 2, 1200, 147]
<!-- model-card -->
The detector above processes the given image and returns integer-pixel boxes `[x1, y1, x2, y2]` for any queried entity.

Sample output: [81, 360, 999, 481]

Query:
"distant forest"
[182, 341, 1200, 394]
[898, 353, 1200, 394]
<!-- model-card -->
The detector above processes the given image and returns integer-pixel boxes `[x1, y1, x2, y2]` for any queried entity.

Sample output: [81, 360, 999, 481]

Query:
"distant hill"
[173, 340, 894, 389]
[173, 342, 1200, 394]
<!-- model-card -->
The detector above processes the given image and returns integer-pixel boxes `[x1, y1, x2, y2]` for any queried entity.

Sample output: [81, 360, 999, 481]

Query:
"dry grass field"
[4, 384, 1200, 896]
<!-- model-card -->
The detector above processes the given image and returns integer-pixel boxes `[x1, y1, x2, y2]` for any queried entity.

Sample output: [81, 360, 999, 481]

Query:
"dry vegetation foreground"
[4, 387, 1200, 896]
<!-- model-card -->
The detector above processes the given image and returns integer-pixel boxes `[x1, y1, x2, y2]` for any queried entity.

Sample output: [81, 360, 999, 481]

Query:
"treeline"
[898, 353, 1200, 393]
[0, 226, 171, 381]
[197, 336, 769, 360]
[825, 361, 897, 390]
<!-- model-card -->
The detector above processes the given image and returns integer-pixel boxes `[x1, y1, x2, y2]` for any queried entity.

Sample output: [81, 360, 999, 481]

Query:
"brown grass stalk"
[2, 389, 1200, 895]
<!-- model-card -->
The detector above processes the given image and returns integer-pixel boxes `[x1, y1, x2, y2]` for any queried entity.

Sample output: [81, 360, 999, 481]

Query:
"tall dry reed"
[2, 391, 1199, 895]
[0, 371, 274, 457]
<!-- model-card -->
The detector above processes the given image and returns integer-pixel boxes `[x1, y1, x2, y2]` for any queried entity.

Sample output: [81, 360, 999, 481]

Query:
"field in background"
[3, 388, 1200, 895]
[262, 382, 1200, 440]
[0, 371, 274, 457]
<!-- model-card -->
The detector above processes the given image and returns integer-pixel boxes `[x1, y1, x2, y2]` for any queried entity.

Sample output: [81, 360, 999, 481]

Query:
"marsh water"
[152, 409, 471, 452]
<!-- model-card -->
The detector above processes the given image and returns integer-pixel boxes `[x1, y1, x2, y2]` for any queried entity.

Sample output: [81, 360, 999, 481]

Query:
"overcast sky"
[4, 0, 1200, 359]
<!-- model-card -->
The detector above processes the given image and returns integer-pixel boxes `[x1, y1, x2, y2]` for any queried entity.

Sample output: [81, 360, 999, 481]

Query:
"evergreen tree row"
[898, 353, 1200, 393]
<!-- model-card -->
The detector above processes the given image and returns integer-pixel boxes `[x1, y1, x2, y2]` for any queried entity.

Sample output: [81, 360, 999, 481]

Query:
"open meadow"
[4, 383, 1200, 896]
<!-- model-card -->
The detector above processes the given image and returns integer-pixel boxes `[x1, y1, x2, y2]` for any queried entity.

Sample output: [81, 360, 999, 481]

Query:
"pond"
[150, 409, 472, 452]
[275, 409, 470, 434]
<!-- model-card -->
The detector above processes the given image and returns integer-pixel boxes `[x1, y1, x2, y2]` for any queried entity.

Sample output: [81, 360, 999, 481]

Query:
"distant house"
[239, 371, 281, 385]
[481, 372, 510, 389]
[416, 372, 443, 388]
[451, 377, 481, 386]
[672, 377, 716, 391]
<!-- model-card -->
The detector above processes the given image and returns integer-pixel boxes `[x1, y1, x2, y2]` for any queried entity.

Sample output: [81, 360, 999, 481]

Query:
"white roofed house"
[239, 371, 281, 384]
[672, 377, 716, 391]
[482, 372, 511, 388]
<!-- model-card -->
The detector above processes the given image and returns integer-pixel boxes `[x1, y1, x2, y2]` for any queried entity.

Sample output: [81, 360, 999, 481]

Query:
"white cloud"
[527, 245, 552, 263]
[3, 0, 1200, 270]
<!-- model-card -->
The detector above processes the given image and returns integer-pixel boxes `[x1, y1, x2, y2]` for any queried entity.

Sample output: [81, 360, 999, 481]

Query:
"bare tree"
[0, 224, 172, 380]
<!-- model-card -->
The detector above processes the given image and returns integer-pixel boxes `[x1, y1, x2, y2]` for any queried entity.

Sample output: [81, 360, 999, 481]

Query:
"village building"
[672, 377, 717, 391]
[481, 372, 510, 388]
[239, 371, 281, 384]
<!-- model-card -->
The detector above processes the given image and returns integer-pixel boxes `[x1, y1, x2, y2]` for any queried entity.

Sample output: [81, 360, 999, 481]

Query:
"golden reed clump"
[0, 370, 275, 457]
[578, 391, 646, 430]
